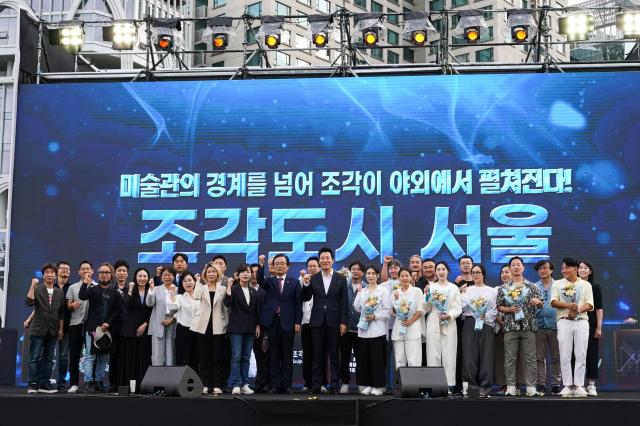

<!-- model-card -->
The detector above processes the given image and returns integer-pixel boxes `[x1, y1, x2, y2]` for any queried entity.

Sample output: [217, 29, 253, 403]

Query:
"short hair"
[534, 260, 554, 272]
[422, 258, 436, 265]
[435, 261, 451, 272]
[211, 254, 227, 265]
[273, 253, 290, 266]
[388, 259, 403, 269]
[365, 264, 380, 275]
[180, 271, 197, 285]
[78, 259, 93, 269]
[306, 256, 320, 267]
[349, 261, 365, 272]
[133, 267, 151, 287]
[113, 259, 130, 271]
[500, 264, 510, 272]
[508, 256, 524, 267]
[318, 247, 334, 259]
[472, 263, 486, 279]
[409, 254, 422, 262]
[250, 263, 260, 269]
[235, 263, 252, 276]
[160, 265, 177, 277]
[578, 260, 594, 282]
[41, 263, 58, 275]
[172, 253, 188, 263]
[459, 255, 474, 264]
[56, 260, 71, 268]
[563, 257, 579, 268]
[201, 262, 222, 282]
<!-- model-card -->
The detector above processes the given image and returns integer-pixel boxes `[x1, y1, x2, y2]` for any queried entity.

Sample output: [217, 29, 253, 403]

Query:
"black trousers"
[68, 324, 84, 386]
[455, 316, 464, 391]
[356, 336, 386, 388]
[253, 333, 271, 390]
[311, 326, 339, 390]
[268, 316, 295, 390]
[461, 317, 495, 391]
[302, 324, 327, 388]
[339, 332, 358, 384]
[175, 324, 199, 372]
[197, 333, 225, 389]
[586, 327, 600, 380]
[108, 331, 120, 388]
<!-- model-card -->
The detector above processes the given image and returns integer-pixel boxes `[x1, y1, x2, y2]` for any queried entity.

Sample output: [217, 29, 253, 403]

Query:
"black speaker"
[140, 366, 203, 397]
[394, 367, 448, 398]
[0, 329, 18, 386]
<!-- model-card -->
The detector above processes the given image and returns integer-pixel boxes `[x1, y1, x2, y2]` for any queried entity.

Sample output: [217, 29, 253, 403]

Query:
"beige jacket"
[190, 282, 228, 335]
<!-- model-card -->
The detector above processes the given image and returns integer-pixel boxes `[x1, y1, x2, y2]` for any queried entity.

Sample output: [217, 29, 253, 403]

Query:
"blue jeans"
[29, 335, 57, 387]
[55, 333, 70, 384]
[228, 333, 254, 387]
[84, 333, 109, 383]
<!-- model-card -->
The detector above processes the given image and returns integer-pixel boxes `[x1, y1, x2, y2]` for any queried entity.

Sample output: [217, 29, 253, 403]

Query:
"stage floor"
[1, 387, 637, 426]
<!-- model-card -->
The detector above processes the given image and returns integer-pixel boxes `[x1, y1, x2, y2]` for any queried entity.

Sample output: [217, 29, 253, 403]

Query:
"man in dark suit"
[258, 253, 302, 393]
[302, 247, 348, 394]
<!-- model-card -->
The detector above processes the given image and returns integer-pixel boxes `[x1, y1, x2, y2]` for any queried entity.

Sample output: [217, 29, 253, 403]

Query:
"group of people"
[24, 248, 603, 399]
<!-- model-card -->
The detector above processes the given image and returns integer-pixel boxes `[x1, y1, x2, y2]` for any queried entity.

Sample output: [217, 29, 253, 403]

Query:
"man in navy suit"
[302, 247, 348, 394]
[258, 253, 302, 393]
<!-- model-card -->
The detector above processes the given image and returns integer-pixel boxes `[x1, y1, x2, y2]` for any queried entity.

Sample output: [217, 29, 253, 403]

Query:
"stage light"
[452, 10, 488, 44]
[616, 10, 640, 38]
[308, 14, 332, 48]
[558, 11, 595, 41]
[48, 23, 84, 52]
[402, 11, 437, 47]
[103, 21, 138, 50]
[355, 13, 384, 47]
[506, 9, 537, 43]
[258, 16, 285, 50]
[150, 18, 182, 51]
[204, 16, 234, 50]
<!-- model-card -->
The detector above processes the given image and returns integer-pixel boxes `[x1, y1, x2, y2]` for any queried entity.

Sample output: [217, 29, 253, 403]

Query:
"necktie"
[277, 278, 284, 315]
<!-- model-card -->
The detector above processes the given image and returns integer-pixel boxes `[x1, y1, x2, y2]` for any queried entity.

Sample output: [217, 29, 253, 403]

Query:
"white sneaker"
[67, 385, 79, 394]
[360, 386, 372, 395]
[213, 388, 223, 395]
[232, 387, 241, 395]
[505, 386, 518, 396]
[525, 386, 537, 397]
[559, 386, 574, 398]
[202, 387, 209, 395]
[586, 385, 598, 397]
[340, 384, 350, 394]
[241, 385, 254, 395]
[320, 385, 328, 394]
[371, 387, 385, 396]
[573, 386, 588, 398]
[302, 386, 310, 392]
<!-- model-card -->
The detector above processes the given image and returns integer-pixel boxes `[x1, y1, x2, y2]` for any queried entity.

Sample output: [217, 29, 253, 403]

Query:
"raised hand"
[383, 255, 393, 265]
[259, 255, 266, 266]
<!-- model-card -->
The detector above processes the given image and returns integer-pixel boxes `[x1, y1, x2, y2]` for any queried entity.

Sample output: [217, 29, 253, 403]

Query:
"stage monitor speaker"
[394, 367, 448, 398]
[0, 329, 18, 386]
[140, 366, 203, 397]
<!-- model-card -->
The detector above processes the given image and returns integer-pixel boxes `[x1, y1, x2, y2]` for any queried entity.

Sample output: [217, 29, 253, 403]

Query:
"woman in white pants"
[425, 261, 462, 392]
[391, 268, 424, 369]
[146, 266, 179, 366]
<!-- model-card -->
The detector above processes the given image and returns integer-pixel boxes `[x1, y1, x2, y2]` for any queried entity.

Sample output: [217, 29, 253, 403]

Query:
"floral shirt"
[496, 279, 541, 332]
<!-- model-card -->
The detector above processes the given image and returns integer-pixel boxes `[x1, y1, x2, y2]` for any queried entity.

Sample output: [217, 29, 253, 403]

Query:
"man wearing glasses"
[78, 263, 122, 393]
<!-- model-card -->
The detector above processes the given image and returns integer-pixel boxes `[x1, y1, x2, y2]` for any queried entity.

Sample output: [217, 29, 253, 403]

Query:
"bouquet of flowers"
[502, 284, 529, 321]
[358, 294, 381, 331]
[396, 298, 413, 334]
[430, 291, 450, 326]
[560, 282, 581, 320]
[470, 295, 489, 331]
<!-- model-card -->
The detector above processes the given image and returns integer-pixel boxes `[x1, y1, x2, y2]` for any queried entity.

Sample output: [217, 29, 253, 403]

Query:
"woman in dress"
[425, 261, 462, 392]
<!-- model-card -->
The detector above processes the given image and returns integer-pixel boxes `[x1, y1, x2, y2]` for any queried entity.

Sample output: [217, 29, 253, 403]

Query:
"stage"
[0, 388, 636, 426]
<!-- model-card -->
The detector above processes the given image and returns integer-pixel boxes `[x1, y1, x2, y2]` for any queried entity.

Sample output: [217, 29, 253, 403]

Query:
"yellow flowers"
[507, 286, 522, 300]
[562, 283, 577, 298]
[470, 296, 487, 309]
[432, 292, 447, 304]
[365, 296, 379, 308]
[399, 300, 411, 314]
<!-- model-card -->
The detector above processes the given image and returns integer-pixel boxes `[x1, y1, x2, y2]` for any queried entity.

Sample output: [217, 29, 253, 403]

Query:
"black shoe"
[312, 387, 321, 395]
[255, 386, 265, 394]
[96, 381, 108, 393]
[57, 383, 67, 392]
[38, 383, 58, 394]
[551, 386, 561, 394]
[269, 388, 279, 394]
[84, 381, 96, 393]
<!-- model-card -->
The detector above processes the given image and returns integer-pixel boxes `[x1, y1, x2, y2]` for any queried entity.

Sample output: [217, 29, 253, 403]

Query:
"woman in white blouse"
[425, 261, 462, 392]
[391, 268, 425, 370]
[172, 272, 199, 372]
[353, 265, 392, 396]
[461, 263, 497, 398]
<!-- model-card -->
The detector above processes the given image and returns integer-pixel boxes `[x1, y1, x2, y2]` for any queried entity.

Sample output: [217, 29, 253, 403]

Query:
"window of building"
[387, 9, 399, 26]
[455, 53, 469, 62]
[371, 1, 383, 12]
[246, 2, 262, 16]
[245, 27, 259, 44]
[452, 0, 468, 7]
[387, 30, 399, 45]
[475, 47, 493, 62]
[403, 47, 415, 62]
[213, 0, 226, 7]
[317, 0, 331, 13]
[297, 58, 311, 67]
[429, 0, 444, 11]
[354, 0, 367, 9]
[371, 47, 383, 60]
[246, 53, 261, 66]
[388, 51, 399, 63]
[274, 51, 291, 66]
[276, 1, 291, 15]
[297, 0, 312, 6]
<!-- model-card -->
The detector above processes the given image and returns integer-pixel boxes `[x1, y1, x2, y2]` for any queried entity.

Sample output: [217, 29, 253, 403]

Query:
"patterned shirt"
[496, 279, 541, 332]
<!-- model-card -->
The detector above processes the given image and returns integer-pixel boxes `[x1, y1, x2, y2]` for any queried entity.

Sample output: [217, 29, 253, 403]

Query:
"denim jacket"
[534, 280, 557, 330]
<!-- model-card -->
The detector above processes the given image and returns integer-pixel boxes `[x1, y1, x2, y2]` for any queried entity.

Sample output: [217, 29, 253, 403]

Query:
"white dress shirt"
[322, 269, 334, 294]
[175, 293, 197, 327]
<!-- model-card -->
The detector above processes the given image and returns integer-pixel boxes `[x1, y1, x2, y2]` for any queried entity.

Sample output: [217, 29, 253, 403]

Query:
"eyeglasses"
[471, 271, 483, 275]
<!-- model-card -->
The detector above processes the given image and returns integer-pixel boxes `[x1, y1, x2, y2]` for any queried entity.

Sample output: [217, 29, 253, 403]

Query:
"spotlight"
[506, 9, 537, 43]
[355, 13, 383, 47]
[616, 10, 640, 38]
[452, 10, 488, 44]
[150, 18, 182, 51]
[204, 17, 234, 50]
[308, 14, 332, 48]
[403, 11, 437, 46]
[258, 16, 285, 49]
[559, 13, 595, 41]
[103, 21, 138, 50]
[48, 22, 84, 52]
